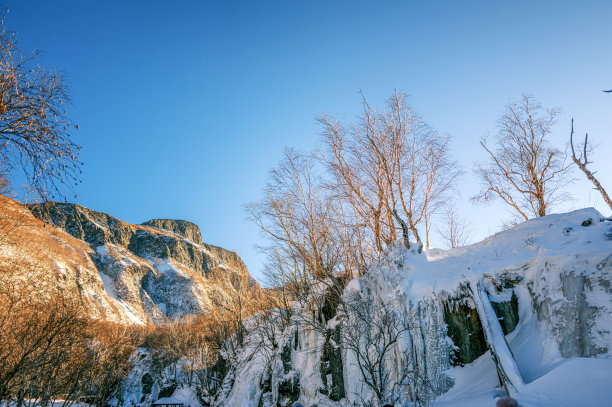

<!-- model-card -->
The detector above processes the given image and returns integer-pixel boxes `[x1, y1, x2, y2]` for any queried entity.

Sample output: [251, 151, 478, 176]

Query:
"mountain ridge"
[0, 195, 258, 325]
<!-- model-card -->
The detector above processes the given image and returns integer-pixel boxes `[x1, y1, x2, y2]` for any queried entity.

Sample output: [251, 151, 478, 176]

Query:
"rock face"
[443, 282, 520, 366]
[30, 202, 249, 277]
[0, 196, 256, 324]
[443, 289, 488, 366]
[141, 219, 202, 244]
[319, 325, 345, 401]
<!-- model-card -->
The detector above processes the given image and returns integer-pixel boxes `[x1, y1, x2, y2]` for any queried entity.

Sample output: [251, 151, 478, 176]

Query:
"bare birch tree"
[247, 148, 345, 292]
[437, 206, 472, 249]
[247, 148, 353, 338]
[321, 91, 460, 250]
[473, 95, 572, 220]
[320, 110, 393, 254]
[569, 119, 612, 211]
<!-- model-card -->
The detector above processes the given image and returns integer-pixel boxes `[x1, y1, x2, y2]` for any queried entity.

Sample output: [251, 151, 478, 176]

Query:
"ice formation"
[214, 208, 612, 406]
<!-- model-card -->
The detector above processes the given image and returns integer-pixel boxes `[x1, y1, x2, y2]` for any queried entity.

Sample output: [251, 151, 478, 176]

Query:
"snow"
[518, 357, 612, 407]
[100, 275, 144, 324]
[437, 356, 612, 407]
[383, 208, 609, 302]
[379, 208, 612, 406]
[169, 388, 201, 407]
[96, 245, 144, 316]
[436, 350, 500, 406]
[96, 254, 145, 325]
[0, 402, 95, 407]
[152, 397, 185, 405]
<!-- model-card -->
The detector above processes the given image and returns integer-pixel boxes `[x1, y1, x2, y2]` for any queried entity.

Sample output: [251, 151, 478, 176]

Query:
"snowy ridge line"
[469, 278, 525, 396]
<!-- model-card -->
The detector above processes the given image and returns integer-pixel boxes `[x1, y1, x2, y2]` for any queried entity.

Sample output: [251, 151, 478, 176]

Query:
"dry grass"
[0, 195, 135, 323]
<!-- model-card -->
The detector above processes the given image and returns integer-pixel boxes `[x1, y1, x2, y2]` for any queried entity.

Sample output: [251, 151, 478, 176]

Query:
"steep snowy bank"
[217, 208, 612, 406]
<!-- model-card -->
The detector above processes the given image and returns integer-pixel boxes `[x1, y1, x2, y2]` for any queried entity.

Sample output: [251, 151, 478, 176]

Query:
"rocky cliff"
[0, 195, 257, 324]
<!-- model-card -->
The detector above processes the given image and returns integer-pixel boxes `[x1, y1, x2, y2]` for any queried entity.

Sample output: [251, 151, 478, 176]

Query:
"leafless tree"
[248, 148, 343, 282]
[247, 147, 347, 334]
[342, 286, 435, 406]
[133, 314, 235, 405]
[210, 266, 263, 347]
[192, 342, 224, 406]
[0, 13, 81, 200]
[437, 206, 472, 249]
[0, 194, 38, 249]
[321, 91, 460, 251]
[0, 264, 138, 407]
[247, 92, 461, 357]
[260, 248, 295, 325]
[473, 95, 572, 220]
[85, 323, 137, 407]
[569, 119, 612, 210]
[0, 157, 10, 195]
[320, 111, 393, 254]
[0, 274, 90, 407]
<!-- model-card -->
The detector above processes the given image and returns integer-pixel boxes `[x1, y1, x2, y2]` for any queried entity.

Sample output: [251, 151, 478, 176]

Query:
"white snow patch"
[97, 270, 144, 325]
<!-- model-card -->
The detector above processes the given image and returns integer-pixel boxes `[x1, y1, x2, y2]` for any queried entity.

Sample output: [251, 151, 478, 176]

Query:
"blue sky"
[5, 1, 612, 282]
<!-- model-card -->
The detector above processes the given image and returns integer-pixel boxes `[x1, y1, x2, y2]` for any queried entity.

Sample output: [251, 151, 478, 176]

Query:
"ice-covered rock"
[219, 209, 612, 406]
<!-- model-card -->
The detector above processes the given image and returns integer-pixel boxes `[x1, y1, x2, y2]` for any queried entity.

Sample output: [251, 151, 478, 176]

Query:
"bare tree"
[437, 206, 472, 249]
[132, 313, 236, 406]
[0, 13, 81, 200]
[320, 111, 393, 254]
[84, 323, 136, 407]
[321, 91, 460, 251]
[0, 194, 38, 249]
[473, 95, 572, 220]
[0, 263, 140, 407]
[247, 148, 346, 321]
[0, 157, 9, 195]
[342, 286, 435, 406]
[192, 341, 224, 405]
[569, 119, 612, 210]
[419, 133, 461, 248]
[0, 275, 91, 407]
[247, 92, 460, 352]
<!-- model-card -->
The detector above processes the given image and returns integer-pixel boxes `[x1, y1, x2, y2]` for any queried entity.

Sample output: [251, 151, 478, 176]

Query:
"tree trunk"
[469, 279, 525, 397]
[573, 158, 612, 211]
[391, 209, 411, 249]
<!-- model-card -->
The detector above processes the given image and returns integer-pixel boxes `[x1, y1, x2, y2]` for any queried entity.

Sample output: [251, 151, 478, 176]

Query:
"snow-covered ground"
[438, 355, 612, 407]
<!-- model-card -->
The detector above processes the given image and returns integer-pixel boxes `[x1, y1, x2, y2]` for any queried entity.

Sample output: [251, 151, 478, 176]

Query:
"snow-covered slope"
[0, 195, 259, 325]
[219, 208, 612, 407]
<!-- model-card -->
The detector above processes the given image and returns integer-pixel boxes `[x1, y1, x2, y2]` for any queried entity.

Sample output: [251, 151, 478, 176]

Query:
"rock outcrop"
[30, 202, 249, 277]
[0, 195, 257, 324]
[141, 219, 202, 244]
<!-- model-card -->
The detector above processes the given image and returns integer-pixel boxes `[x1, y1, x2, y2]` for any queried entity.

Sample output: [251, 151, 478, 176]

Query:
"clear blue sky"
[6, 1, 612, 282]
